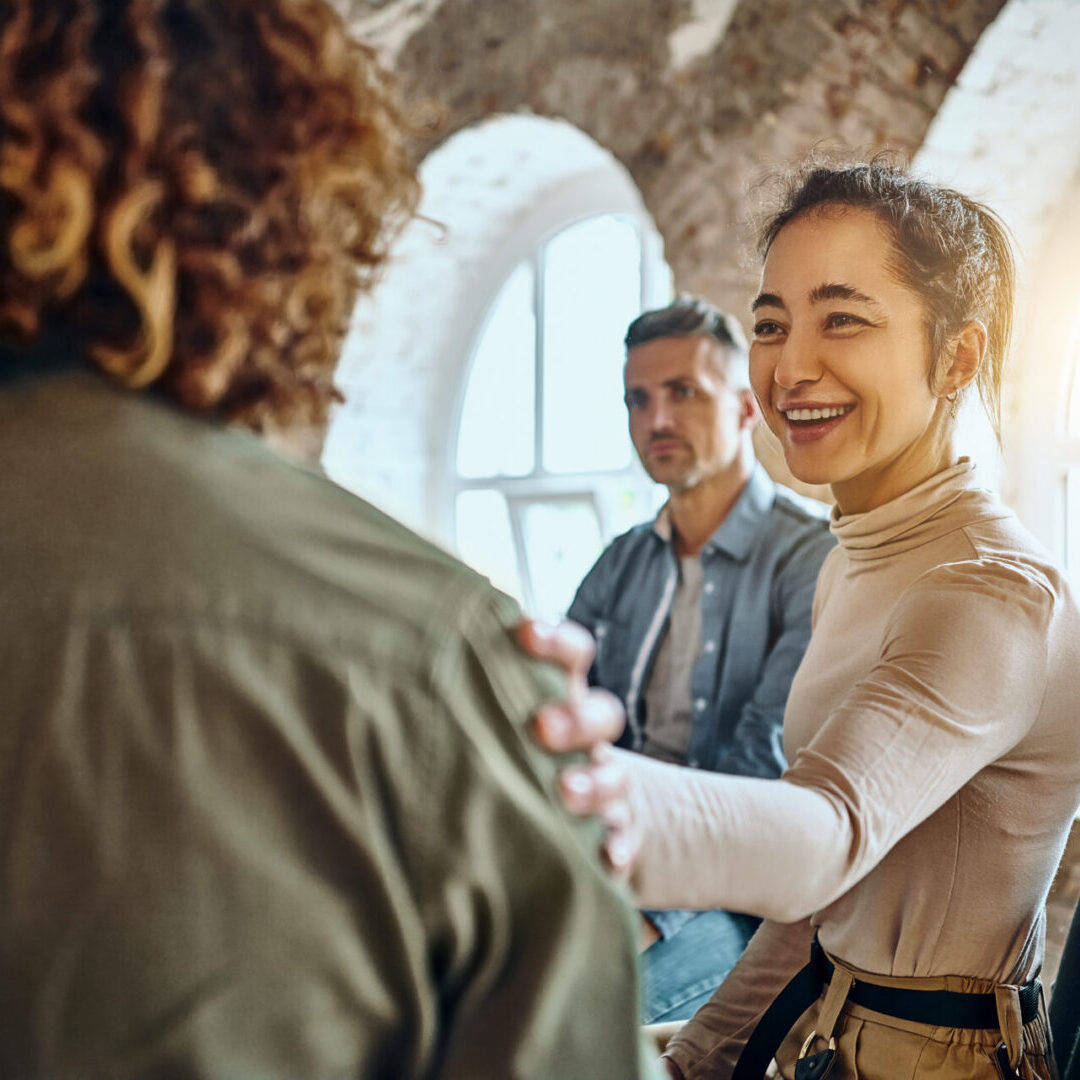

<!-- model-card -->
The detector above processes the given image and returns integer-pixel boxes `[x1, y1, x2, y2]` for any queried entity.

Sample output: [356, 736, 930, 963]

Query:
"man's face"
[623, 335, 754, 493]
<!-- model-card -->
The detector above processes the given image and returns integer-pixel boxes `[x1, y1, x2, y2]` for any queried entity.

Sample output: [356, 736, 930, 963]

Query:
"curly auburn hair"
[0, 0, 419, 432]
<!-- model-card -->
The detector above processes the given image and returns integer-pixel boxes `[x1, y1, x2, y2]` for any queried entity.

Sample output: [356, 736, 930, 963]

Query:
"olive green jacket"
[0, 363, 653, 1079]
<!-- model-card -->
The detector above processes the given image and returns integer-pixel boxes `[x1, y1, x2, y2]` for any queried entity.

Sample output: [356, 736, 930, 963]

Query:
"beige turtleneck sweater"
[624, 462, 1080, 1077]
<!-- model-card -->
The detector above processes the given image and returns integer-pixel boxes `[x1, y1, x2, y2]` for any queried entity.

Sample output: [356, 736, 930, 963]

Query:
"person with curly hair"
[0, 2, 652, 1077]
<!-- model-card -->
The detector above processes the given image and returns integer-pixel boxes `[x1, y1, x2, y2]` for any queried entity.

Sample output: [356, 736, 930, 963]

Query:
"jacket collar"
[652, 463, 774, 562]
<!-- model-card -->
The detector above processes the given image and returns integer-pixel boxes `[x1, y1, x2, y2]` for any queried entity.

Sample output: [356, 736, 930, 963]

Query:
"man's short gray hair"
[624, 296, 750, 387]
[624, 295, 748, 355]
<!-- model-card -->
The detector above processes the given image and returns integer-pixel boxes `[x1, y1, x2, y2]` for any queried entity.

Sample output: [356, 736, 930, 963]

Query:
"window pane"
[519, 499, 604, 621]
[455, 489, 523, 602]
[457, 262, 536, 478]
[542, 216, 639, 473]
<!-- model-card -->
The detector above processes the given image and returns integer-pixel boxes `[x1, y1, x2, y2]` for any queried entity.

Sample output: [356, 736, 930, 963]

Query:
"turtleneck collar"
[830, 459, 1008, 560]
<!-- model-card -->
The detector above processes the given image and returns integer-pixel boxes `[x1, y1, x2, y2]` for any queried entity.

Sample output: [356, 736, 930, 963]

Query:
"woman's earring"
[946, 390, 959, 419]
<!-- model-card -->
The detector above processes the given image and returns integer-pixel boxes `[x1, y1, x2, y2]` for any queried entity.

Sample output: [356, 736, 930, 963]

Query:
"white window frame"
[447, 203, 670, 615]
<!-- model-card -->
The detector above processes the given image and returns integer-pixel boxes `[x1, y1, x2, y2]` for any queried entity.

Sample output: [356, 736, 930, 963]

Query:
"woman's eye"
[752, 320, 783, 339]
[824, 312, 864, 330]
[673, 384, 695, 400]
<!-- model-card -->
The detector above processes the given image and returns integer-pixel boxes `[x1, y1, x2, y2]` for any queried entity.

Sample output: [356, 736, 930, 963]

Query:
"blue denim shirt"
[569, 465, 833, 774]
[568, 466, 834, 935]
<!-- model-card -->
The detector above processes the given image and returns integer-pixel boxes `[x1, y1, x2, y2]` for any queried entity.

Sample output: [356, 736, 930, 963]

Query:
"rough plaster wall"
[343, 0, 1006, 319]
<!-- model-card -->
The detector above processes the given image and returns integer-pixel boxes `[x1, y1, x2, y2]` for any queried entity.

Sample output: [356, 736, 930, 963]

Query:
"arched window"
[453, 212, 670, 619]
[323, 115, 671, 614]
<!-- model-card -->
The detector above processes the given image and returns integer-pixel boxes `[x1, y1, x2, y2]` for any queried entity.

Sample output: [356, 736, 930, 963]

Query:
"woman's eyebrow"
[751, 291, 784, 312]
[752, 283, 886, 314]
[808, 282, 882, 307]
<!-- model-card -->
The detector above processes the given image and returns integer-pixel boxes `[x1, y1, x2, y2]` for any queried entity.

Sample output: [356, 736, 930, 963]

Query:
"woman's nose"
[773, 329, 822, 388]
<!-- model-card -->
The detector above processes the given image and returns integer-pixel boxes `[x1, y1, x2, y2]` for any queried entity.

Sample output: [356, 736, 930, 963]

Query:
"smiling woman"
[573, 160, 1080, 1080]
[745, 161, 1013, 522]
[749, 206, 982, 512]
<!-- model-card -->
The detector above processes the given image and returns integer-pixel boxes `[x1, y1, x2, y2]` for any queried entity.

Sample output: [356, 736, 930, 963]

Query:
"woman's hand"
[515, 617, 640, 878]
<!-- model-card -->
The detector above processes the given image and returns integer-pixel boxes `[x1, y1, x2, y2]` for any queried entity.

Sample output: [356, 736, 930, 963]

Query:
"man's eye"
[624, 391, 646, 409]
[752, 320, 783, 339]
[673, 384, 695, 400]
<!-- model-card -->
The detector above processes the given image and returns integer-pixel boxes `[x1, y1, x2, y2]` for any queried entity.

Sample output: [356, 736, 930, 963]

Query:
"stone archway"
[343, 0, 1006, 318]
[323, 114, 666, 536]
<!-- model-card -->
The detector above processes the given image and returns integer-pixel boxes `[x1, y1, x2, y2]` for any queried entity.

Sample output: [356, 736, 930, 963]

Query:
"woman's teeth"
[785, 405, 852, 422]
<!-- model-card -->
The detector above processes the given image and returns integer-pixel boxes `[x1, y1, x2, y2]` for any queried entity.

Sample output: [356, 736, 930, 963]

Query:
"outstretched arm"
[626, 560, 1053, 918]
[533, 560, 1054, 922]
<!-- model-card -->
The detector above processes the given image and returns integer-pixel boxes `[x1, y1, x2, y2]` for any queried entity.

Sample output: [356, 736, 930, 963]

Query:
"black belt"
[731, 937, 1042, 1080]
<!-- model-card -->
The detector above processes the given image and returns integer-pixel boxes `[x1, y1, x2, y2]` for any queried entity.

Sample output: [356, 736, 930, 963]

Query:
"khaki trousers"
[772, 950, 1057, 1080]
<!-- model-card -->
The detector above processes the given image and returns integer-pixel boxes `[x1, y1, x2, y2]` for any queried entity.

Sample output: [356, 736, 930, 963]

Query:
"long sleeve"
[627, 559, 1055, 923]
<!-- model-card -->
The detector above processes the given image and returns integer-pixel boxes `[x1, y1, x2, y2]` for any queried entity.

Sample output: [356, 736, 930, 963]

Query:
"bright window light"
[455, 489, 522, 603]
[519, 498, 605, 621]
[456, 262, 536, 479]
[542, 216, 640, 474]
[1068, 469, 1080, 579]
[452, 210, 670, 615]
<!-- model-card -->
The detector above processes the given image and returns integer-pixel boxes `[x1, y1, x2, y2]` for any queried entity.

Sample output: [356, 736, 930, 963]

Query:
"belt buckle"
[794, 1030, 837, 1080]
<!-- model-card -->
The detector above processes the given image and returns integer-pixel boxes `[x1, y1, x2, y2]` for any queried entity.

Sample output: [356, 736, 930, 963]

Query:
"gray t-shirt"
[642, 554, 703, 764]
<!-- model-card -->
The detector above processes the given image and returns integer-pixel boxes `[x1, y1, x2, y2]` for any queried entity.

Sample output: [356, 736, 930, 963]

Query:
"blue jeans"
[640, 909, 760, 1023]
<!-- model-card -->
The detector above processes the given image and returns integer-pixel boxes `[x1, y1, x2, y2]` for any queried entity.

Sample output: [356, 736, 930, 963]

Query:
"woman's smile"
[777, 401, 856, 442]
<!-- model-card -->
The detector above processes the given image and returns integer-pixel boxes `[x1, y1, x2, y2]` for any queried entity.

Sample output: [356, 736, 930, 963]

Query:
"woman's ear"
[940, 319, 987, 397]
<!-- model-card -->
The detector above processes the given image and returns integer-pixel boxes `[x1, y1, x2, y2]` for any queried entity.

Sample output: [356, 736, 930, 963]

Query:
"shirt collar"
[652, 464, 774, 561]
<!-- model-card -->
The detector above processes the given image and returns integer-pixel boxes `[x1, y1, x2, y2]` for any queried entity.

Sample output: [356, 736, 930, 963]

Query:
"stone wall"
[343, 0, 1006, 318]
